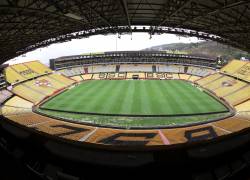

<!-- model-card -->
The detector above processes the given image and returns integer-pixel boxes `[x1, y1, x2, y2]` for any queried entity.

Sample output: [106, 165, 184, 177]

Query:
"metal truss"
[0, 0, 250, 62]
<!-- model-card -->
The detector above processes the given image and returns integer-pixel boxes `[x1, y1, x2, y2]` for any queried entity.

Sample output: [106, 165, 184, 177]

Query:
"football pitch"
[38, 80, 230, 127]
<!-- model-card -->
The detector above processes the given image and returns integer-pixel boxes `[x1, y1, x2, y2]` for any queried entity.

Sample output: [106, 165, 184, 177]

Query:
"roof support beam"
[119, 0, 132, 33]
[158, 0, 193, 27]
[175, 0, 250, 28]
[151, 0, 193, 34]
[44, 0, 67, 13]
[81, 2, 113, 28]
[0, 0, 250, 61]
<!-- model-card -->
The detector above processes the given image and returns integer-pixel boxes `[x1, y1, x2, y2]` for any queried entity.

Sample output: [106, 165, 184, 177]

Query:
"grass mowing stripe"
[101, 80, 127, 113]
[41, 80, 228, 116]
[65, 81, 106, 111]
[83, 80, 117, 113]
[161, 81, 187, 114]
[173, 81, 225, 113]
[120, 80, 135, 114]
[43, 80, 103, 109]
[147, 80, 168, 114]
[132, 81, 142, 114]
[156, 81, 177, 114]
[170, 81, 205, 114]
[114, 81, 130, 113]
[67, 81, 106, 110]
[140, 80, 156, 115]
[39, 80, 231, 127]
[182, 82, 227, 112]
[131, 81, 140, 114]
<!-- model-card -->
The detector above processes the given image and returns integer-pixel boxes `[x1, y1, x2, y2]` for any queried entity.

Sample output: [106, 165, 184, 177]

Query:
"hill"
[142, 41, 250, 60]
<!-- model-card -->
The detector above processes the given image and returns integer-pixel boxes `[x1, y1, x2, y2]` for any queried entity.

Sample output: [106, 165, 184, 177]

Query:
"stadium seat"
[235, 100, 250, 112]
[5, 61, 53, 84]
[179, 74, 191, 80]
[187, 66, 214, 77]
[11, 72, 75, 104]
[0, 90, 12, 104]
[214, 79, 247, 97]
[221, 60, 247, 75]
[2, 96, 33, 116]
[5, 66, 26, 84]
[81, 74, 93, 80]
[11, 63, 38, 79]
[196, 73, 223, 86]
[120, 64, 152, 72]
[221, 60, 250, 82]
[224, 86, 250, 106]
[189, 75, 201, 82]
[71, 76, 83, 82]
[25, 61, 52, 74]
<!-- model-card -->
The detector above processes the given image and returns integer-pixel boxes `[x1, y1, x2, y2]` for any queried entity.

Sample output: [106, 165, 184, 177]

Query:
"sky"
[7, 33, 200, 66]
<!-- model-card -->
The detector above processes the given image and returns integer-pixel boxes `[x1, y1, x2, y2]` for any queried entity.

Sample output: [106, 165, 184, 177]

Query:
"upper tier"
[5, 61, 52, 84]
[221, 60, 250, 82]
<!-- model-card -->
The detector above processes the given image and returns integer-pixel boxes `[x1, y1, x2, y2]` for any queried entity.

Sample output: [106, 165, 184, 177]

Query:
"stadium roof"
[1, 0, 250, 63]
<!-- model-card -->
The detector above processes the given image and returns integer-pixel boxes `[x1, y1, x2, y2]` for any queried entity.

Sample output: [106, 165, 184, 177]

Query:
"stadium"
[0, 0, 250, 180]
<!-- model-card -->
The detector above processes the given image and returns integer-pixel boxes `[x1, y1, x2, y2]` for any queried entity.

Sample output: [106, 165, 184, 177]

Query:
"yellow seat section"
[48, 74, 75, 86]
[5, 66, 26, 83]
[189, 75, 201, 82]
[203, 76, 233, 90]
[221, 60, 247, 74]
[179, 74, 191, 80]
[214, 80, 247, 97]
[24, 79, 55, 95]
[81, 74, 93, 80]
[5, 61, 53, 84]
[196, 73, 222, 86]
[224, 86, 250, 106]
[106, 73, 126, 79]
[235, 100, 250, 112]
[116, 73, 126, 79]
[1, 105, 32, 116]
[71, 76, 83, 82]
[25, 61, 52, 74]
[11, 63, 38, 79]
[4, 96, 33, 108]
[36, 76, 65, 90]
[126, 73, 145, 79]
[106, 73, 116, 79]
[172, 73, 179, 79]
[92, 73, 107, 80]
[2, 96, 33, 116]
[233, 63, 250, 82]
[12, 84, 44, 103]
[11, 73, 74, 104]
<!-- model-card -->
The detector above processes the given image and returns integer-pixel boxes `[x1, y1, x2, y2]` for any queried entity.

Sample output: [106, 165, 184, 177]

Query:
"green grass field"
[41, 80, 227, 115]
[39, 80, 229, 127]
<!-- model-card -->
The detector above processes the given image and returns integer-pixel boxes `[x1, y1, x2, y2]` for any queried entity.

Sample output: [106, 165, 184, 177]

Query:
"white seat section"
[187, 66, 214, 77]
[88, 65, 116, 73]
[156, 65, 184, 73]
[119, 64, 152, 72]
[0, 90, 12, 104]
[58, 67, 85, 77]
